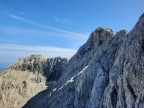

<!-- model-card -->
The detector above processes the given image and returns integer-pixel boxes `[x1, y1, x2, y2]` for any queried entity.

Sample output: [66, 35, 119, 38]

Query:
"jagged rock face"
[10, 55, 68, 81]
[0, 69, 47, 108]
[76, 27, 114, 58]
[0, 55, 68, 108]
[101, 13, 144, 108]
[23, 13, 144, 108]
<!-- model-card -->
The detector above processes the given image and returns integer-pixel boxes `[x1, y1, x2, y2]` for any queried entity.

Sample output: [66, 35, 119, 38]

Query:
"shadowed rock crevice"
[127, 84, 137, 101]
[111, 87, 118, 108]
[141, 38, 144, 51]
[122, 91, 127, 108]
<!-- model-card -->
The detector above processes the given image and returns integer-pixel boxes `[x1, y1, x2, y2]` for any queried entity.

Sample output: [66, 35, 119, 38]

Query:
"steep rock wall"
[23, 13, 144, 108]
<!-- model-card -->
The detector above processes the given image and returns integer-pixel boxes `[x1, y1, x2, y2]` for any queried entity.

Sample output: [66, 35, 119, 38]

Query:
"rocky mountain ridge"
[0, 55, 68, 108]
[23, 13, 144, 108]
[0, 13, 144, 108]
[10, 55, 68, 82]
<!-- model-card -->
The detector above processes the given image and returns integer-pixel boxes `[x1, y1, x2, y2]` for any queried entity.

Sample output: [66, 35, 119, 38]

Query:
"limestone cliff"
[23, 13, 144, 108]
[0, 55, 68, 108]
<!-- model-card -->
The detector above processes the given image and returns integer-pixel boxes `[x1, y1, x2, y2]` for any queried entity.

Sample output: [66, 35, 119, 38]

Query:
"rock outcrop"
[0, 55, 68, 108]
[10, 55, 68, 82]
[23, 13, 144, 108]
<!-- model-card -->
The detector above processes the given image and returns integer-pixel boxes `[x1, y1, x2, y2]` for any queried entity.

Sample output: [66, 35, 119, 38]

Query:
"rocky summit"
[0, 13, 144, 108]
[0, 55, 68, 108]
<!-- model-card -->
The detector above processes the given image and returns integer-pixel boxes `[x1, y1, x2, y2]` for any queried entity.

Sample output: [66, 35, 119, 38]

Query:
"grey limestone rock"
[10, 55, 68, 82]
[23, 13, 144, 108]
[0, 55, 68, 108]
[1, 13, 144, 108]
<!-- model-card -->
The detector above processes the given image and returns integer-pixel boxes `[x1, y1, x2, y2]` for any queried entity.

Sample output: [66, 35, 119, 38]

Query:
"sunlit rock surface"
[0, 13, 144, 108]
[24, 13, 144, 108]
[0, 55, 68, 108]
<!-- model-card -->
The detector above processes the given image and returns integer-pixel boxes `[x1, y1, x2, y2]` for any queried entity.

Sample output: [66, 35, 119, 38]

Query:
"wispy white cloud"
[6, 13, 84, 36]
[1, 27, 89, 39]
[0, 44, 76, 53]
[0, 27, 89, 51]
[1, 27, 65, 37]
[0, 44, 77, 65]
[53, 17, 70, 24]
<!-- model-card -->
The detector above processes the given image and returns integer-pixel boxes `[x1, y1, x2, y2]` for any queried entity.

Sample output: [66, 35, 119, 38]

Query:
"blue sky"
[0, 0, 144, 66]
